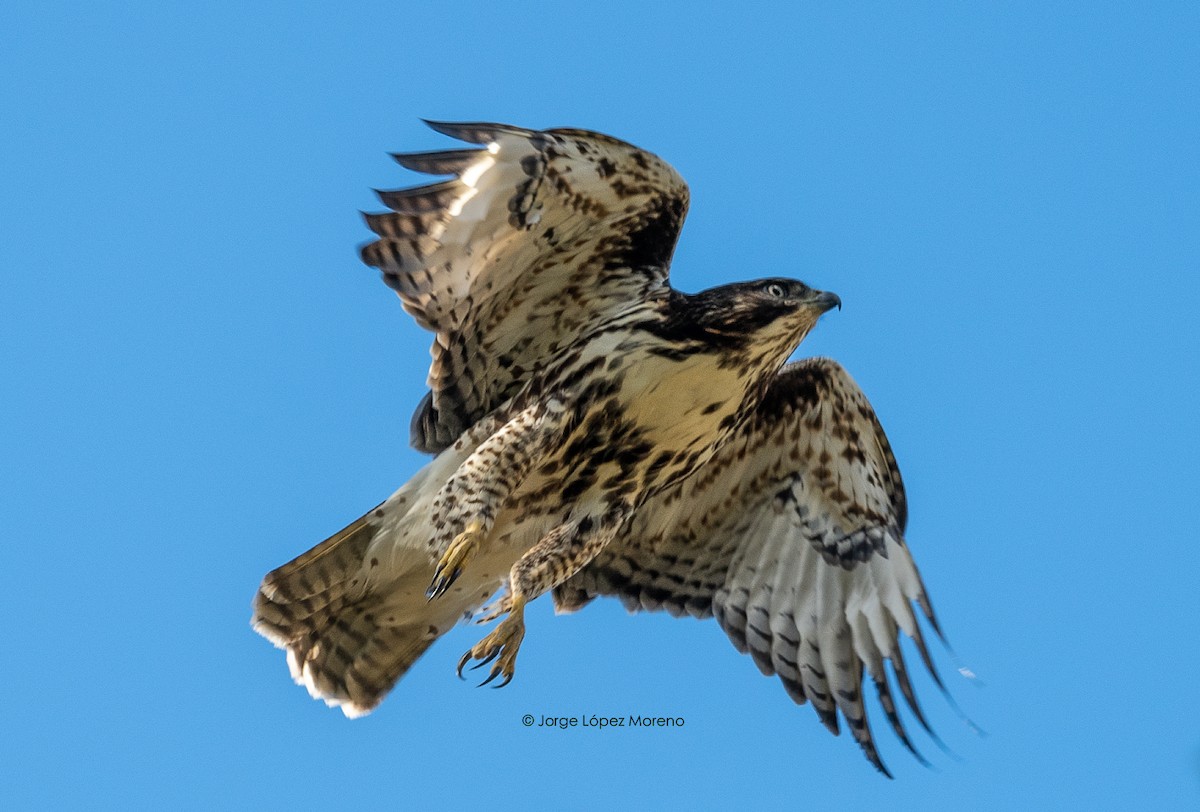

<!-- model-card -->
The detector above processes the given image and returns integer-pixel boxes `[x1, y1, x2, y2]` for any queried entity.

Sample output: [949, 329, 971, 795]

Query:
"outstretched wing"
[555, 358, 942, 776]
[361, 121, 691, 453]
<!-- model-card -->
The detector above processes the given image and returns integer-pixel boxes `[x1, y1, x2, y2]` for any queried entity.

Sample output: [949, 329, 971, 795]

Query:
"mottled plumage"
[253, 121, 943, 776]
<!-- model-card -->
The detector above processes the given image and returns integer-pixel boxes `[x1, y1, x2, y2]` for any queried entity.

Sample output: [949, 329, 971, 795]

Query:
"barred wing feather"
[362, 121, 690, 453]
[556, 358, 943, 776]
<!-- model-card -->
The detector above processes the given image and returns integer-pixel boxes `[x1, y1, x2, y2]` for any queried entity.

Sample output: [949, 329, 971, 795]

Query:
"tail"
[251, 505, 431, 715]
[254, 450, 482, 715]
[253, 435, 521, 715]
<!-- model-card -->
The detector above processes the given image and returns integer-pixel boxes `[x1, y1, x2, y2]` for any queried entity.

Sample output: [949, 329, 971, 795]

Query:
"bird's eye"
[765, 283, 785, 298]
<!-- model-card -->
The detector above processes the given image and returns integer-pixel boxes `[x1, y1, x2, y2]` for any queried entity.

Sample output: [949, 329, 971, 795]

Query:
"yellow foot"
[457, 606, 526, 688]
[427, 518, 486, 600]
[474, 593, 513, 625]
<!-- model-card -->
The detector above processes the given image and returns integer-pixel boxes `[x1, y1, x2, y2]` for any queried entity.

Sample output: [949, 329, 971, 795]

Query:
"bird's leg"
[457, 593, 528, 687]
[474, 591, 513, 625]
[427, 519, 488, 600]
[458, 508, 628, 686]
[427, 401, 562, 599]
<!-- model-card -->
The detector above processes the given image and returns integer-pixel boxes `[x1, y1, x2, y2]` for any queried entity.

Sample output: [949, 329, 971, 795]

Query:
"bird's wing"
[555, 358, 941, 776]
[361, 121, 691, 453]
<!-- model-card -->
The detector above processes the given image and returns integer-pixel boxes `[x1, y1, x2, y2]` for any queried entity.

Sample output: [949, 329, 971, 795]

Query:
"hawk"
[253, 121, 944, 775]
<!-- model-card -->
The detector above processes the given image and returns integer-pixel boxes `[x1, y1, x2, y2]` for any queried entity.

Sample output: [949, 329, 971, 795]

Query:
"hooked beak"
[810, 290, 842, 313]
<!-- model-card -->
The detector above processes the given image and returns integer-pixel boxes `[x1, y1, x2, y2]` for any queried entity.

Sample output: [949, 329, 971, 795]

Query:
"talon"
[426, 566, 462, 601]
[454, 601, 526, 689]
[469, 649, 500, 670]
[428, 518, 486, 600]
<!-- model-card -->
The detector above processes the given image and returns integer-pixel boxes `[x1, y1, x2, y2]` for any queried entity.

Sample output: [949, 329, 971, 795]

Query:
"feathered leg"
[427, 400, 566, 598]
[458, 507, 628, 686]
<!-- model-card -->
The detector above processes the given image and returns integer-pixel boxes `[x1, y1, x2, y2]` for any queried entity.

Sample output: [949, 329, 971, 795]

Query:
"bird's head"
[683, 277, 841, 368]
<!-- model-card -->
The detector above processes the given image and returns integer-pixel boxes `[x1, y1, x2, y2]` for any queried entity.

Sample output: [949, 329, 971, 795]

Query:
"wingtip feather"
[391, 148, 486, 176]
[421, 119, 533, 144]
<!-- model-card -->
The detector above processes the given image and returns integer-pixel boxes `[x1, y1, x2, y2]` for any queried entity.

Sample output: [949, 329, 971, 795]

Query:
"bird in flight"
[253, 121, 945, 775]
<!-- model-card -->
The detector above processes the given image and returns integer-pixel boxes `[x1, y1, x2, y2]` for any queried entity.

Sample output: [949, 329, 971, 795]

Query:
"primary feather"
[254, 121, 945, 776]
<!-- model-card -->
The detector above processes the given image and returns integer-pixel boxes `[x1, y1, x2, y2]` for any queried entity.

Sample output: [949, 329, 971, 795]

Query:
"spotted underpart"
[253, 121, 944, 779]
[428, 401, 561, 555]
[554, 358, 939, 775]
[419, 274, 839, 689]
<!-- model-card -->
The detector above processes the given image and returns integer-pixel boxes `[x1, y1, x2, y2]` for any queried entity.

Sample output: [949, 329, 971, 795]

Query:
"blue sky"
[2, 1, 1198, 808]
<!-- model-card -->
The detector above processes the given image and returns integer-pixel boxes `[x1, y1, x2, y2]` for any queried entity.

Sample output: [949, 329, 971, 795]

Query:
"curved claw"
[455, 605, 525, 689]
[469, 649, 501, 671]
[426, 565, 462, 601]
[480, 665, 513, 688]
[428, 520, 486, 601]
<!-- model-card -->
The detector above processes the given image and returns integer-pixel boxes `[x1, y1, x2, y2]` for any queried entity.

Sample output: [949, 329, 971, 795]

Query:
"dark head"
[677, 277, 840, 365]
